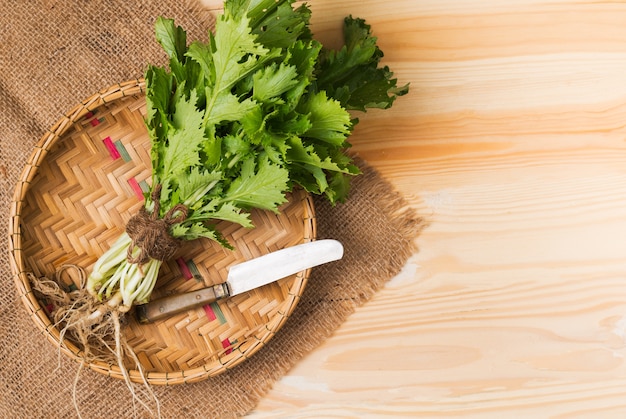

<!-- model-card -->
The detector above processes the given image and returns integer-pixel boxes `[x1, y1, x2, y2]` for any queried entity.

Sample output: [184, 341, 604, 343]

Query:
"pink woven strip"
[203, 305, 217, 321]
[85, 111, 101, 127]
[127, 177, 144, 200]
[176, 258, 194, 280]
[221, 339, 233, 354]
[103, 136, 120, 160]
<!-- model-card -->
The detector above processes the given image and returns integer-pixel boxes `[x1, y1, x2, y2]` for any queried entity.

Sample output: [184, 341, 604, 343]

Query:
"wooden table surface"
[201, 1, 626, 417]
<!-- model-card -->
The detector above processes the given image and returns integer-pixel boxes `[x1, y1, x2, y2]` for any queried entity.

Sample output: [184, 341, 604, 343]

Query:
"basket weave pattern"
[8, 80, 316, 385]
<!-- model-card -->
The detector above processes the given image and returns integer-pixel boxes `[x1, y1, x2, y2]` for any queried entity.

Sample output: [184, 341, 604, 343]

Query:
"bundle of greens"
[86, 0, 408, 311]
[38, 0, 407, 414]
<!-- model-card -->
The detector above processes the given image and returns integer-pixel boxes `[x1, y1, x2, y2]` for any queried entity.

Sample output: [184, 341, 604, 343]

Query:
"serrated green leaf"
[161, 90, 206, 177]
[145, 66, 173, 174]
[186, 40, 214, 83]
[171, 222, 233, 249]
[298, 91, 352, 145]
[145, 66, 172, 127]
[271, 111, 311, 136]
[263, 142, 286, 166]
[159, 178, 173, 204]
[287, 136, 345, 173]
[187, 223, 213, 239]
[223, 133, 252, 157]
[253, 62, 299, 102]
[154, 16, 188, 61]
[239, 105, 266, 145]
[281, 40, 321, 109]
[205, 89, 257, 126]
[170, 223, 189, 238]
[211, 12, 268, 93]
[326, 171, 352, 204]
[225, 0, 313, 48]
[210, 202, 253, 228]
[225, 155, 288, 211]
[315, 16, 409, 111]
[283, 134, 360, 198]
[176, 167, 222, 206]
[180, 222, 211, 239]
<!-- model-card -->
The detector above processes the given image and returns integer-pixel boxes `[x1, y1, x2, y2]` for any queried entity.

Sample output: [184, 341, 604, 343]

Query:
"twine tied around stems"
[125, 184, 187, 264]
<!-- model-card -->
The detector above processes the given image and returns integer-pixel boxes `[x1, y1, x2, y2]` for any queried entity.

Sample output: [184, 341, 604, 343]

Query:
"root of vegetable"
[29, 266, 160, 419]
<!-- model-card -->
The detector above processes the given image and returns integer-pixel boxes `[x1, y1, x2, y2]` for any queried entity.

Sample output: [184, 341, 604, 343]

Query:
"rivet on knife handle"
[136, 283, 230, 324]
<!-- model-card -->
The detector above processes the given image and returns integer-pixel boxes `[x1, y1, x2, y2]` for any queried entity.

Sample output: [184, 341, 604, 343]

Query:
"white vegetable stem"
[87, 232, 163, 308]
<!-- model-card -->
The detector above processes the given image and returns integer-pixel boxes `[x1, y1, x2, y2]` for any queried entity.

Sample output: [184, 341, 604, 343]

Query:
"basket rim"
[7, 79, 316, 385]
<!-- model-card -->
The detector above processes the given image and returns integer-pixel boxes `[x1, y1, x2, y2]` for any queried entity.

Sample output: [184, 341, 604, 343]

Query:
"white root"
[72, 360, 86, 419]
[29, 268, 161, 418]
[112, 310, 156, 415]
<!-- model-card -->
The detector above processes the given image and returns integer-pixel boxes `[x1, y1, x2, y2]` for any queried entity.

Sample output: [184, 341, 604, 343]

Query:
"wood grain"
[202, 0, 626, 417]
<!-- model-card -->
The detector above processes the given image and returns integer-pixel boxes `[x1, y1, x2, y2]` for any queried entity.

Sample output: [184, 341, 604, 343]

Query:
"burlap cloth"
[0, 1, 422, 418]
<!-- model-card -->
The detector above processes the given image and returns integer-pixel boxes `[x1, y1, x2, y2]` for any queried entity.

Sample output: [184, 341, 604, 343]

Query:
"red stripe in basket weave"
[176, 257, 194, 280]
[203, 304, 217, 321]
[85, 111, 101, 127]
[103, 136, 120, 160]
[221, 339, 233, 354]
[127, 178, 144, 200]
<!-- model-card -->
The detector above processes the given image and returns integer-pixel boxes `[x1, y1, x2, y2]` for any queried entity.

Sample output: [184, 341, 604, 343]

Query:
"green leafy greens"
[86, 0, 408, 310]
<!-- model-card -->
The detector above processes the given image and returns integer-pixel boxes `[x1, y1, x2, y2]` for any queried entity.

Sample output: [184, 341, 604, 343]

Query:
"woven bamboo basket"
[8, 79, 316, 385]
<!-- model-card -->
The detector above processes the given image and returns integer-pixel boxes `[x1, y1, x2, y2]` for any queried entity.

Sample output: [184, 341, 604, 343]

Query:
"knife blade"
[136, 239, 344, 323]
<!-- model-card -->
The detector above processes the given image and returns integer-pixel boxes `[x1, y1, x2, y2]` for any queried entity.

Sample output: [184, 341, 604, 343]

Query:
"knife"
[136, 239, 344, 323]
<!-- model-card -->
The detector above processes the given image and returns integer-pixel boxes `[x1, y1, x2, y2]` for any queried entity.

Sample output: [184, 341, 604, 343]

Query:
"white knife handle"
[135, 283, 230, 324]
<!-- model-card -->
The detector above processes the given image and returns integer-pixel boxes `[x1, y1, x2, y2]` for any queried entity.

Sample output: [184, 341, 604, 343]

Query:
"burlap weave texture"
[0, 1, 422, 417]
